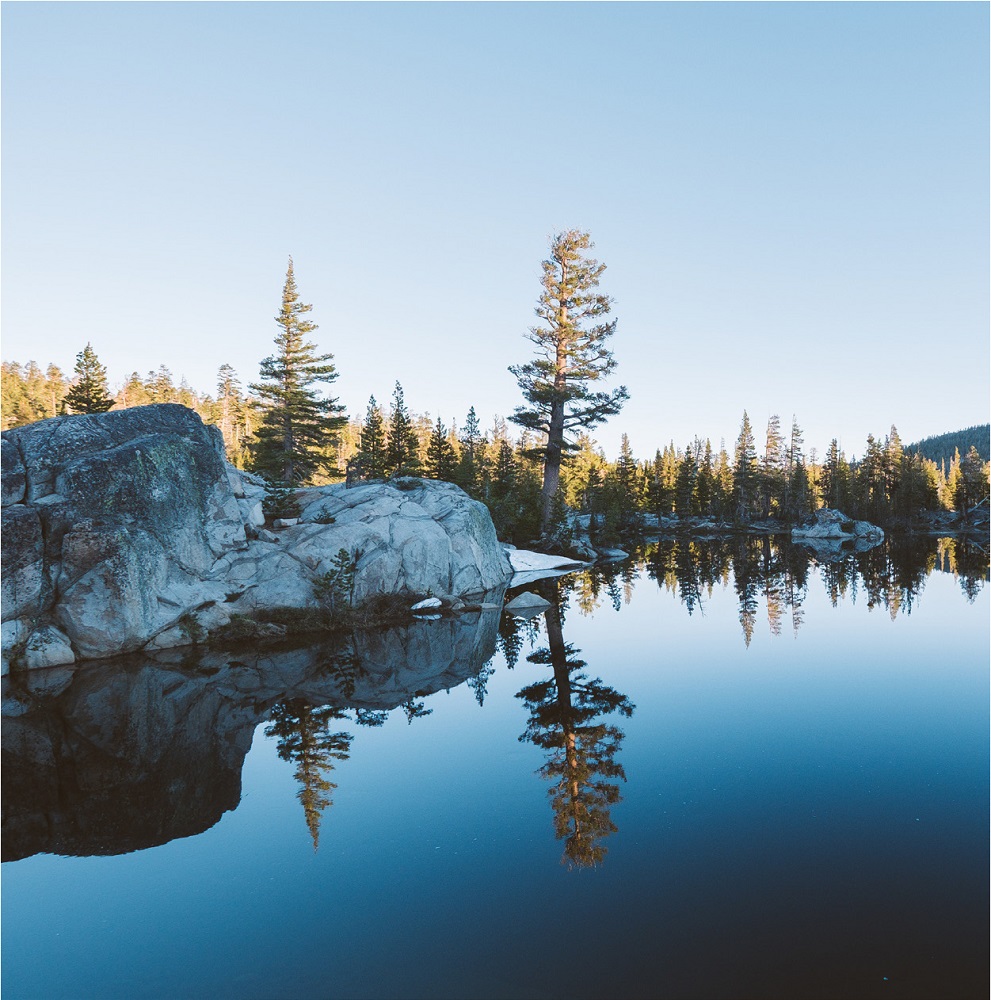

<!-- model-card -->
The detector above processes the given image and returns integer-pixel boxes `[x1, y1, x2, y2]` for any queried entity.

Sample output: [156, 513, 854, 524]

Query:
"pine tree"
[783, 416, 806, 520]
[455, 405, 483, 495]
[956, 446, 989, 521]
[386, 381, 422, 477]
[250, 257, 346, 483]
[215, 364, 243, 459]
[674, 444, 698, 518]
[614, 433, 640, 525]
[821, 439, 848, 510]
[426, 416, 458, 481]
[118, 371, 152, 409]
[64, 343, 115, 415]
[509, 230, 629, 539]
[146, 365, 177, 403]
[357, 395, 388, 479]
[732, 411, 759, 521]
[760, 414, 785, 518]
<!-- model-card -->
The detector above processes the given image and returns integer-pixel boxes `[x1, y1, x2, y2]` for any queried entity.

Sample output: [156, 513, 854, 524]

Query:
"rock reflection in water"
[1, 610, 499, 862]
[515, 581, 635, 869]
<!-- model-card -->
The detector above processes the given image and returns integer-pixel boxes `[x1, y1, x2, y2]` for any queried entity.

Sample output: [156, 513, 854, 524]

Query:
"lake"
[2, 535, 988, 999]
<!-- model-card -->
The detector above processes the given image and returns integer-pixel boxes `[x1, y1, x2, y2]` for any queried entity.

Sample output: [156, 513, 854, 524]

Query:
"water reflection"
[2, 535, 985, 867]
[515, 581, 635, 869]
[1, 611, 499, 862]
[266, 701, 352, 850]
[570, 535, 988, 646]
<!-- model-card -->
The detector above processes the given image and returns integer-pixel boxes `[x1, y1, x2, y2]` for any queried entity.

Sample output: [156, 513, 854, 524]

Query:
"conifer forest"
[2, 238, 988, 552]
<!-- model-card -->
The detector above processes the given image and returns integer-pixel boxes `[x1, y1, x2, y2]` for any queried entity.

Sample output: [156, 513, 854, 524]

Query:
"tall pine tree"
[357, 395, 388, 479]
[386, 381, 422, 477]
[250, 258, 346, 483]
[509, 230, 629, 539]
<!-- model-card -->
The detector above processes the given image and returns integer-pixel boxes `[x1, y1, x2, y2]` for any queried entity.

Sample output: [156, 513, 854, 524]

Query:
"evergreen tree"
[821, 439, 850, 511]
[884, 425, 904, 516]
[426, 416, 458, 481]
[956, 446, 989, 521]
[509, 230, 629, 539]
[64, 343, 115, 414]
[674, 444, 698, 518]
[250, 257, 346, 483]
[696, 439, 715, 516]
[760, 414, 785, 518]
[783, 416, 806, 520]
[856, 434, 886, 521]
[732, 411, 759, 521]
[215, 364, 243, 459]
[146, 365, 177, 403]
[118, 370, 152, 409]
[615, 433, 641, 528]
[455, 405, 483, 494]
[386, 381, 421, 477]
[357, 395, 388, 479]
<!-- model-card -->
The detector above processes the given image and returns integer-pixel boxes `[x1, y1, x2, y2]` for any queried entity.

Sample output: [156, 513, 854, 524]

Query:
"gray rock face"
[2, 405, 512, 664]
[216, 477, 511, 614]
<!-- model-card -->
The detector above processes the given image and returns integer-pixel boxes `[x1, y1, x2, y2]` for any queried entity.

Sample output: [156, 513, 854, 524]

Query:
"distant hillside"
[906, 424, 990, 467]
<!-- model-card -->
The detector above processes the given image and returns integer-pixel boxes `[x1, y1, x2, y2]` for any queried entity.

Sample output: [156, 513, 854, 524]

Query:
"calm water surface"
[2, 536, 988, 999]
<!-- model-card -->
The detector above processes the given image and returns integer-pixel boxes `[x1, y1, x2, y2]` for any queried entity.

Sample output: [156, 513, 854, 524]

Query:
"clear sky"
[2, 1, 988, 460]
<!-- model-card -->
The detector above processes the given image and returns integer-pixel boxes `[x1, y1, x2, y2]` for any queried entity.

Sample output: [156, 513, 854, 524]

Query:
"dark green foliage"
[64, 343, 114, 415]
[250, 258, 346, 484]
[455, 406, 483, 494]
[955, 446, 989, 521]
[732, 411, 759, 521]
[387, 381, 422, 477]
[907, 425, 990, 466]
[313, 549, 358, 612]
[356, 395, 388, 479]
[262, 479, 299, 519]
[426, 416, 458, 481]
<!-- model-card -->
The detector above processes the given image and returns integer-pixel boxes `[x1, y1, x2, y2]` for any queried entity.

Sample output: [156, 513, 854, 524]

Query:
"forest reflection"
[550, 535, 988, 647]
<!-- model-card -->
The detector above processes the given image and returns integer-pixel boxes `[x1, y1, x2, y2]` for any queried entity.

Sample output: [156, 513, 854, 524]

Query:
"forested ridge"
[906, 425, 989, 467]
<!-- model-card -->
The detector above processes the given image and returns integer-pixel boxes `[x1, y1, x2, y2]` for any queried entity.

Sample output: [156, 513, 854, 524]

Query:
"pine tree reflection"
[638, 535, 985, 645]
[516, 590, 635, 869]
[266, 700, 352, 851]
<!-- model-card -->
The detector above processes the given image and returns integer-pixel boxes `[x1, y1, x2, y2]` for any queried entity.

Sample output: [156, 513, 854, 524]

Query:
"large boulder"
[791, 509, 884, 560]
[1, 406, 512, 664]
[1, 406, 243, 662]
[215, 477, 511, 614]
[791, 508, 884, 542]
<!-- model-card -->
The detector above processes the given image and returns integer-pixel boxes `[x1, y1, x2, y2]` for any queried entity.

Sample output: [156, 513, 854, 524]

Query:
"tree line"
[2, 233, 988, 545]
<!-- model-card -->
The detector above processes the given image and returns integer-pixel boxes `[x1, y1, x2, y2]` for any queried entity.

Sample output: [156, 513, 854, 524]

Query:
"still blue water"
[2, 538, 988, 999]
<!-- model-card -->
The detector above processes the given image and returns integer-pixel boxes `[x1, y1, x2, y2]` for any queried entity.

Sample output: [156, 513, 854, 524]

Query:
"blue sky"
[2, 2, 987, 459]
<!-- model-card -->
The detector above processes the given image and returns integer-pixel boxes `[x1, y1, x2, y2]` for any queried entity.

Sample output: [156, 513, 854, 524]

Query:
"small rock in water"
[505, 592, 553, 612]
[411, 597, 443, 611]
